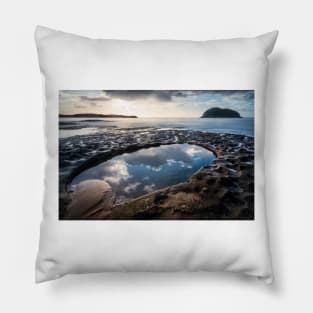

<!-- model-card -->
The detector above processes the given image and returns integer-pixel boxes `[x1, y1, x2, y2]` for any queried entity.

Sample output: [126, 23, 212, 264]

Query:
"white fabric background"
[0, 0, 312, 312]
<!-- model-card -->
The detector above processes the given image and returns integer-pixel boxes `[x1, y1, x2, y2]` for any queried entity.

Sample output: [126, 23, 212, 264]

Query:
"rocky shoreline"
[59, 128, 254, 220]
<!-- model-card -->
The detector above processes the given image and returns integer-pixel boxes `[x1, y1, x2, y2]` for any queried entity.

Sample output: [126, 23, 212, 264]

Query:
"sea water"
[59, 117, 254, 138]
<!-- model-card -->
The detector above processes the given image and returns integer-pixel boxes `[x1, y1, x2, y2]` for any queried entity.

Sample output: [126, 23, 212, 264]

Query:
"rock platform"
[59, 128, 254, 220]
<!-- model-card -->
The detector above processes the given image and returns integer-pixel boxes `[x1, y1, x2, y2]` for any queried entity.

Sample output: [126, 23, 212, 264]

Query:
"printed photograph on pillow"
[59, 90, 254, 220]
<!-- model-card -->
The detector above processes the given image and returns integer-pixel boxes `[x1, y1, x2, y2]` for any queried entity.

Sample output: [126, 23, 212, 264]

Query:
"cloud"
[105, 90, 254, 107]
[124, 182, 141, 193]
[104, 90, 173, 102]
[174, 90, 254, 117]
[99, 159, 131, 185]
[59, 90, 113, 114]
[80, 95, 111, 102]
[59, 90, 254, 117]
[74, 104, 88, 109]
[143, 184, 156, 193]
[123, 144, 194, 168]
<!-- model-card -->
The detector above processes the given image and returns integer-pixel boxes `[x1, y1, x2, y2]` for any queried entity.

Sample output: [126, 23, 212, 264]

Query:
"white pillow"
[35, 26, 278, 283]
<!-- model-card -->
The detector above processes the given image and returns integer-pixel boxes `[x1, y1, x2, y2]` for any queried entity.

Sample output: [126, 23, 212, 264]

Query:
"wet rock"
[153, 192, 168, 204]
[219, 177, 234, 187]
[210, 203, 230, 216]
[238, 207, 254, 219]
[65, 179, 114, 219]
[59, 128, 255, 220]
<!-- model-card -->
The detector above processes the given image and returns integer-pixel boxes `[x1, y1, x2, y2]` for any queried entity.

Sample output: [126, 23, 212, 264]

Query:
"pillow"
[35, 26, 278, 283]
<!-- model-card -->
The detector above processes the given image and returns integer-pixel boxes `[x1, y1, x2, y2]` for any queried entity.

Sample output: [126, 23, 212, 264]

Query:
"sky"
[59, 90, 254, 118]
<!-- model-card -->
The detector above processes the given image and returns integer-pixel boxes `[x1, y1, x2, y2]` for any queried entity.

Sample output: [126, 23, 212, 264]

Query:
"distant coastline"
[59, 113, 138, 118]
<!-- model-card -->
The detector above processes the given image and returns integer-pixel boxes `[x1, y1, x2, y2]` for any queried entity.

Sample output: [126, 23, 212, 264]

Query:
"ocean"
[59, 117, 254, 139]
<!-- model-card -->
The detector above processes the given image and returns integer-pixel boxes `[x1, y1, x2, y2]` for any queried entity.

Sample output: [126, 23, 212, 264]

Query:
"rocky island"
[201, 107, 241, 118]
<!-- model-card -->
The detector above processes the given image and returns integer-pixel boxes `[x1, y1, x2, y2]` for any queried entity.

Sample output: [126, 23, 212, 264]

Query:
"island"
[59, 113, 138, 118]
[201, 107, 241, 118]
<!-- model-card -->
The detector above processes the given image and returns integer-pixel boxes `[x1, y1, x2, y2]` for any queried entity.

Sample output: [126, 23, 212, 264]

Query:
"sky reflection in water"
[71, 144, 215, 202]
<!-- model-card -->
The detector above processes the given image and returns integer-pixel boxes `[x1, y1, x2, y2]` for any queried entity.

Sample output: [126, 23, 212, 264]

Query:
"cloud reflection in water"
[71, 144, 215, 202]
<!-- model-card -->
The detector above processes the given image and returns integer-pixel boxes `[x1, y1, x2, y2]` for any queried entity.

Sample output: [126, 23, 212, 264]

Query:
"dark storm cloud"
[172, 90, 254, 99]
[104, 90, 254, 102]
[103, 90, 194, 102]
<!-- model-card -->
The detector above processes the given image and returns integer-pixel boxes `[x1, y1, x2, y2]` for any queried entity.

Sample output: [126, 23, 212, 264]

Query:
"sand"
[65, 179, 113, 219]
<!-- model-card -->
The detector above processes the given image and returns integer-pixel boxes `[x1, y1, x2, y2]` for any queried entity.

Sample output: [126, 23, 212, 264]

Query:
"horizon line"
[59, 114, 254, 118]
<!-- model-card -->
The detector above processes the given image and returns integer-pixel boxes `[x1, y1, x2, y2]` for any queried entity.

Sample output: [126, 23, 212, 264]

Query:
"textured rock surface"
[59, 128, 254, 220]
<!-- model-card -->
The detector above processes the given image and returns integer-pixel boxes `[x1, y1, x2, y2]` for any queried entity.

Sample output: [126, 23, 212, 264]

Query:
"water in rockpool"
[71, 143, 216, 203]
